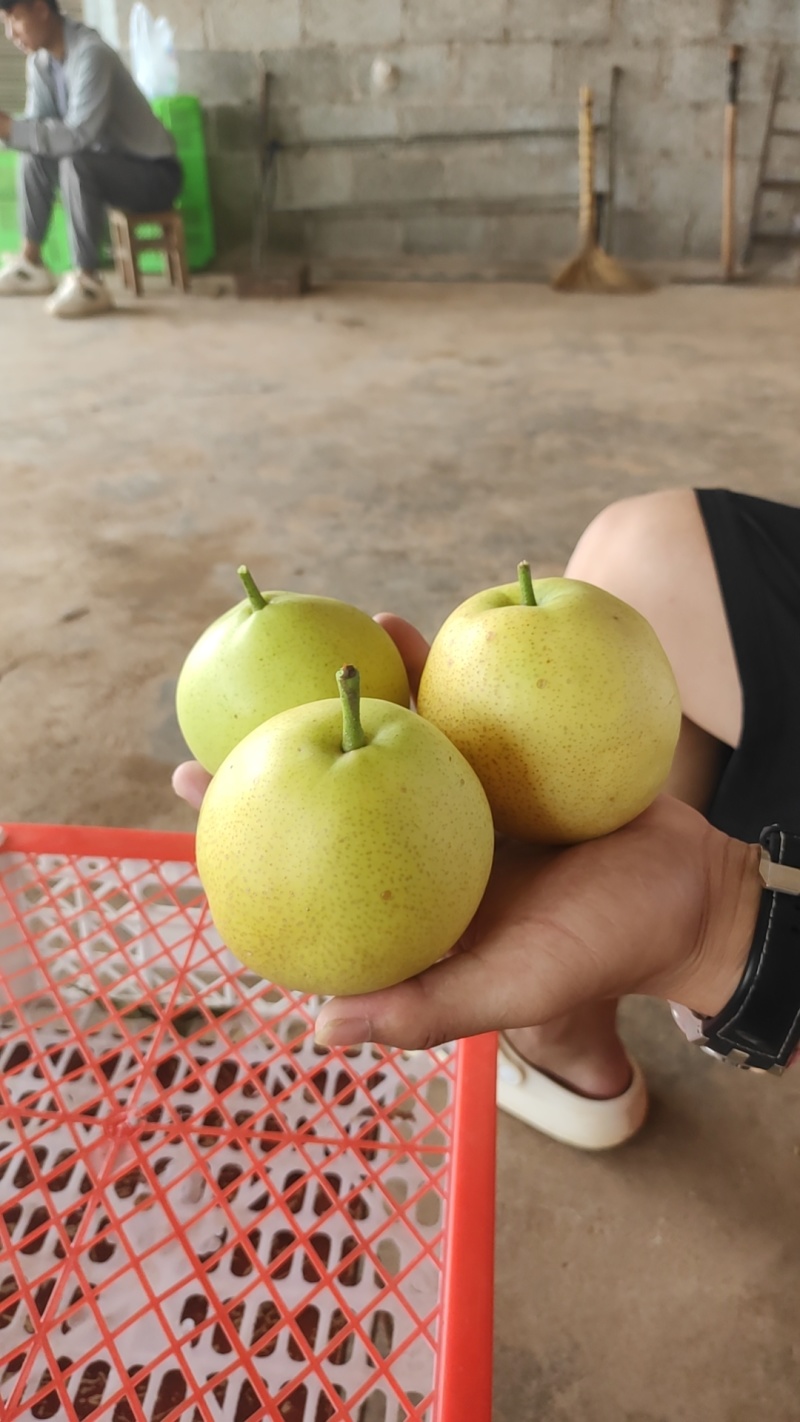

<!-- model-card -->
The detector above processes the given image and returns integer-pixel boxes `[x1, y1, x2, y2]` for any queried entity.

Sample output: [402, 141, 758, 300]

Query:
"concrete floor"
[2, 280, 800, 1420]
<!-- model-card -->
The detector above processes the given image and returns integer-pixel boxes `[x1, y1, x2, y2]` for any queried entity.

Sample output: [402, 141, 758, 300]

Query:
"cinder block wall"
[99, 2, 800, 265]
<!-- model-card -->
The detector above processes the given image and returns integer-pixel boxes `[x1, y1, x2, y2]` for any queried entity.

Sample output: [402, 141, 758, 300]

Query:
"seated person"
[0, 0, 182, 318]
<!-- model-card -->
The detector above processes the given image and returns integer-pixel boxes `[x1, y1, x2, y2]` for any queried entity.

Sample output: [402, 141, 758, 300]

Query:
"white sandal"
[497, 1033, 648, 1150]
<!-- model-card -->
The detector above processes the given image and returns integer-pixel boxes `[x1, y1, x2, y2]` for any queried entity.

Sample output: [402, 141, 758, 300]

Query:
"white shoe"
[497, 1033, 648, 1150]
[45, 271, 114, 320]
[0, 254, 56, 296]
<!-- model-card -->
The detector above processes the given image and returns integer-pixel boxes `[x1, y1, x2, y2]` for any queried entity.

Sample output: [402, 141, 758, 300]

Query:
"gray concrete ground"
[2, 280, 800, 1420]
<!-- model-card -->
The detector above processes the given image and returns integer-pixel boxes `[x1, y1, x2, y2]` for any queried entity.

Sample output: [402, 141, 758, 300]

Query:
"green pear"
[176, 567, 410, 772]
[416, 564, 681, 844]
[196, 666, 495, 997]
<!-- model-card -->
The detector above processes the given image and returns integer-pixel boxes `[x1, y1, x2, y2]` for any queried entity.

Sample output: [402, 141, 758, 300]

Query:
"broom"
[235, 65, 310, 299]
[552, 86, 653, 294]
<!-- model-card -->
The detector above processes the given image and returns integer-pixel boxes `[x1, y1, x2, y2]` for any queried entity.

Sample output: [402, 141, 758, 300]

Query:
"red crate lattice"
[0, 828, 493, 1422]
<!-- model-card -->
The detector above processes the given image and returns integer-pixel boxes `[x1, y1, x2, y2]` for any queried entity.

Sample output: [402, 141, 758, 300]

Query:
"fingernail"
[315, 1017, 371, 1049]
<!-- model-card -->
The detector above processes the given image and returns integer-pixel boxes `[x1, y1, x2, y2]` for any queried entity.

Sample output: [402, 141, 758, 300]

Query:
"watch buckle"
[758, 846, 800, 896]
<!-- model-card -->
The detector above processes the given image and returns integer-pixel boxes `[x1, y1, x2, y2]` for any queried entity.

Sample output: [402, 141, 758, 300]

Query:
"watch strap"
[699, 825, 800, 1072]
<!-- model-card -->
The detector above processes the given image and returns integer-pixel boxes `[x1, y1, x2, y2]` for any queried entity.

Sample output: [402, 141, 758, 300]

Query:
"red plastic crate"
[0, 823, 496, 1422]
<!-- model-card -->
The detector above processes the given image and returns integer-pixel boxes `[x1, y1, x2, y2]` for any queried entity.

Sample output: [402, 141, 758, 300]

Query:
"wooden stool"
[108, 208, 190, 296]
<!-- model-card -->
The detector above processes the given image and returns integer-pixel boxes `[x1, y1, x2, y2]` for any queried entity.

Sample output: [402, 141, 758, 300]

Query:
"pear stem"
[518, 560, 537, 607]
[238, 565, 268, 612]
[337, 665, 367, 752]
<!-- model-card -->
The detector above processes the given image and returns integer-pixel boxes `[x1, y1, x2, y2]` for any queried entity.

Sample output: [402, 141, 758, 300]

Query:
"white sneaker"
[45, 271, 114, 320]
[0, 254, 56, 296]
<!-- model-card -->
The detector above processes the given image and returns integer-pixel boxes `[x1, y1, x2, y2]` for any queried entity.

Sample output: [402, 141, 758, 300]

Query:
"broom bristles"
[552, 243, 654, 295]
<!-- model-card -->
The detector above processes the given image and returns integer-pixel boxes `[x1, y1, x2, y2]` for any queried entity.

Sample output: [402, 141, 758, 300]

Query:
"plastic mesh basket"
[0, 823, 495, 1422]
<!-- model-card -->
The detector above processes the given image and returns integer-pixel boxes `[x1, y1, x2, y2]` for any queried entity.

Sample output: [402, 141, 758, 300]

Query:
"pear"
[176, 567, 410, 773]
[416, 563, 681, 844]
[196, 666, 495, 997]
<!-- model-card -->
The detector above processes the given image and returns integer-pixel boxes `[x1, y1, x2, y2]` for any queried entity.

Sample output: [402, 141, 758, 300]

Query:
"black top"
[696, 488, 800, 842]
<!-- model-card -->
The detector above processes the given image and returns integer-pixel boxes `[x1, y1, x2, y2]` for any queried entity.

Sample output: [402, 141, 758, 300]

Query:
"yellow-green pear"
[196, 666, 495, 997]
[176, 567, 410, 773]
[416, 564, 681, 844]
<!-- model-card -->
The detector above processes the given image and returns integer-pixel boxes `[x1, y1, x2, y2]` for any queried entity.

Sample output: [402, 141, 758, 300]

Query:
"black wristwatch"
[671, 825, 800, 1073]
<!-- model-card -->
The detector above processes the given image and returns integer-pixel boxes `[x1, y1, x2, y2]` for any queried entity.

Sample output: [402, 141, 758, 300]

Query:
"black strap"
[702, 826, 800, 1070]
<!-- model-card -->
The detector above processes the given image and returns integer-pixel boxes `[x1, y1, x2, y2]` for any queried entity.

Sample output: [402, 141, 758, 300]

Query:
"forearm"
[10, 49, 114, 158]
[313, 797, 770, 1053]
[10, 115, 90, 158]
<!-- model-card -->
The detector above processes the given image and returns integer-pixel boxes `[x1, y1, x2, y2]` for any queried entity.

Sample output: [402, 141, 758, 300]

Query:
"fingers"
[314, 959, 493, 1052]
[373, 613, 430, 701]
[172, 761, 212, 811]
[314, 919, 575, 1052]
[314, 955, 524, 1052]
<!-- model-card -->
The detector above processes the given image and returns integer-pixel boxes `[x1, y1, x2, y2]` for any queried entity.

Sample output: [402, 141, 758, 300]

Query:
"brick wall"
[9, 0, 800, 268]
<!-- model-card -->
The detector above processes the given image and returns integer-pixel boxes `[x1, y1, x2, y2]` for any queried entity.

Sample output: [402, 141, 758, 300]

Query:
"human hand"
[314, 795, 761, 1050]
[172, 759, 211, 810]
[173, 613, 761, 1053]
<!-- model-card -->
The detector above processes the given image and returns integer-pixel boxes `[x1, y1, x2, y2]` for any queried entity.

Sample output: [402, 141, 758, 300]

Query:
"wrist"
[671, 835, 762, 1019]
[670, 825, 800, 1073]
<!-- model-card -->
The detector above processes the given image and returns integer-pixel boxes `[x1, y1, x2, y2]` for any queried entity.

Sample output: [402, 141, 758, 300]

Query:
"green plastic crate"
[0, 151, 20, 256]
[0, 149, 16, 199]
[151, 94, 208, 157]
[0, 149, 72, 272]
[0, 193, 20, 258]
[41, 202, 72, 270]
[144, 93, 216, 273]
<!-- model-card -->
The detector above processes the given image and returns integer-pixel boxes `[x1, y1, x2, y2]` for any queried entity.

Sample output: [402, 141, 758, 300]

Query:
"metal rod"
[272, 195, 592, 220]
[273, 124, 608, 153]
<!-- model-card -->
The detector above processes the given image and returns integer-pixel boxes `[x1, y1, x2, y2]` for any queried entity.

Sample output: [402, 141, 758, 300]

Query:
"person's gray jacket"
[9, 17, 176, 161]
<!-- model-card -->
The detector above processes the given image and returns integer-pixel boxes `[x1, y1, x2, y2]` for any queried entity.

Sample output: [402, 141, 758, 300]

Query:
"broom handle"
[722, 45, 743, 280]
[579, 86, 596, 246]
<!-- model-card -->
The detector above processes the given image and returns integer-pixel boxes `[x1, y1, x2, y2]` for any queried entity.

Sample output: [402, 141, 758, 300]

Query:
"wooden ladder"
[744, 59, 800, 265]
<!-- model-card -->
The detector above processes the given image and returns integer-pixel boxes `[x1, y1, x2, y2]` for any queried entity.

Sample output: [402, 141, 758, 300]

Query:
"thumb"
[314, 958, 498, 1052]
[313, 927, 570, 1051]
[172, 760, 212, 810]
[373, 613, 430, 701]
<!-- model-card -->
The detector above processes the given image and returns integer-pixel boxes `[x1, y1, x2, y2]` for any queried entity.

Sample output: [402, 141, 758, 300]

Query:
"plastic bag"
[129, 1, 179, 101]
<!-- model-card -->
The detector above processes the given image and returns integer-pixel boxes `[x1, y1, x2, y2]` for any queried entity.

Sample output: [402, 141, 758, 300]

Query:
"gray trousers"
[18, 150, 183, 271]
